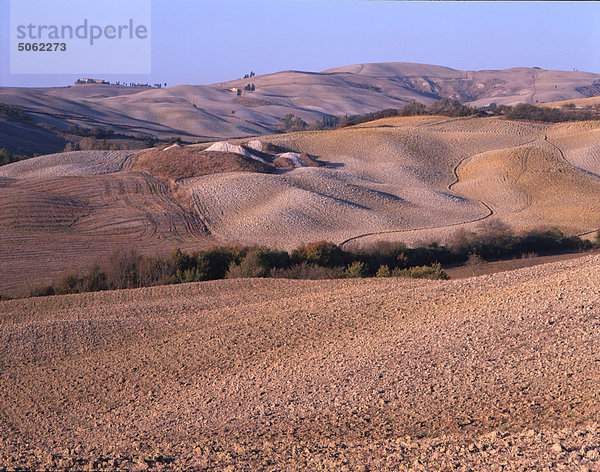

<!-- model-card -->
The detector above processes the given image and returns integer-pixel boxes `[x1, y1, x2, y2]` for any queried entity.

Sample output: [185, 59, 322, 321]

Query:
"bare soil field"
[444, 251, 589, 279]
[1, 116, 600, 297]
[1, 255, 600, 470]
[0, 151, 214, 296]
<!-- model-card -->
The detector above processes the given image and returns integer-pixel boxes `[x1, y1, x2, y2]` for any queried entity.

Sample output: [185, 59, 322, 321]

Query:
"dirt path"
[530, 71, 538, 104]
[339, 141, 501, 248]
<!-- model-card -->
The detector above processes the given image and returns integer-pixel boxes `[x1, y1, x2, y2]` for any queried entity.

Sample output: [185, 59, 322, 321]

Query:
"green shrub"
[344, 261, 368, 278]
[376, 265, 391, 277]
[291, 241, 347, 268]
[393, 262, 449, 280]
[270, 262, 344, 280]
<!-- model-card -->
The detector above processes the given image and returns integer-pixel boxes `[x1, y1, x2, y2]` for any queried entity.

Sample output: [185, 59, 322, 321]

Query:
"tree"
[79, 136, 97, 150]
[0, 148, 14, 166]
[278, 114, 308, 132]
[400, 101, 427, 116]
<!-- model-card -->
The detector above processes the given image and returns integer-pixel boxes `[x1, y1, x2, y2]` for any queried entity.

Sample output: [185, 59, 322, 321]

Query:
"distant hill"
[1, 62, 599, 154]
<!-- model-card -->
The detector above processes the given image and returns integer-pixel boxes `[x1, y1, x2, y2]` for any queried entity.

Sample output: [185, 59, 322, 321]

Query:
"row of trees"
[66, 124, 114, 138]
[29, 224, 593, 298]
[0, 103, 32, 122]
[277, 99, 600, 133]
[277, 99, 486, 132]
[502, 103, 600, 122]
[64, 138, 122, 152]
[75, 80, 167, 88]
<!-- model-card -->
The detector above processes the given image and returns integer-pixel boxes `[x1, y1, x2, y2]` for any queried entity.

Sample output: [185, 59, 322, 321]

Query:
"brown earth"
[134, 147, 275, 180]
[1, 255, 600, 470]
[0, 151, 215, 296]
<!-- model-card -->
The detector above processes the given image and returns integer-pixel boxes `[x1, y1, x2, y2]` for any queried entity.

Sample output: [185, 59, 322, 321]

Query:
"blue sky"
[1, 0, 599, 87]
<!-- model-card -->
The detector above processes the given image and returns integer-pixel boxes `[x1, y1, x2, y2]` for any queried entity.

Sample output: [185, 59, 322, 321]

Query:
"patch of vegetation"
[344, 261, 369, 278]
[391, 263, 449, 280]
[0, 148, 30, 166]
[64, 138, 121, 152]
[501, 103, 600, 122]
[292, 99, 600, 133]
[270, 263, 344, 280]
[316, 99, 484, 130]
[66, 124, 114, 139]
[0, 103, 32, 122]
[28, 225, 594, 298]
[278, 114, 309, 132]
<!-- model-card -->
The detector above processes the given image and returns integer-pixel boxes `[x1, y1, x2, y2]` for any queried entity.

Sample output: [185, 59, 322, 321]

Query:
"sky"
[1, 0, 599, 87]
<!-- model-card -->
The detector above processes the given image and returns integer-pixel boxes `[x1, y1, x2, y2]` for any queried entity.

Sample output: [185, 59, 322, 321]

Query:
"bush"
[504, 104, 564, 122]
[427, 99, 478, 117]
[78, 136, 97, 150]
[279, 114, 308, 132]
[291, 241, 347, 268]
[393, 263, 449, 280]
[103, 247, 142, 289]
[226, 247, 289, 279]
[344, 261, 368, 278]
[502, 103, 599, 123]
[63, 142, 80, 152]
[375, 265, 391, 277]
[270, 263, 344, 280]
[400, 102, 427, 116]
[66, 124, 114, 138]
[0, 103, 32, 122]
[0, 148, 16, 166]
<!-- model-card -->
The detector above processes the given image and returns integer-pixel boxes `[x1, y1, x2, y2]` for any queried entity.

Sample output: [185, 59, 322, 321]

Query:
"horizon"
[1, 0, 599, 88]
[3, 60, 599, 90]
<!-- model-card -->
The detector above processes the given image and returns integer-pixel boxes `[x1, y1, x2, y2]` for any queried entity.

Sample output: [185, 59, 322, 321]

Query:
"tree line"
[278, 99, 600, 132]
[27, 224, 594, 298]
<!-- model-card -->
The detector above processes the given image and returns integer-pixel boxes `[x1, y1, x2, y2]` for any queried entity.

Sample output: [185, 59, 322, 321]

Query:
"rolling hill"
[1, 62, 600, 155]
[1, 115, 600, 296]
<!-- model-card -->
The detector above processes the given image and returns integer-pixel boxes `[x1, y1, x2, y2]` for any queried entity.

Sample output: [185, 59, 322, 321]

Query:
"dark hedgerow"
[27, 227, 594, 298]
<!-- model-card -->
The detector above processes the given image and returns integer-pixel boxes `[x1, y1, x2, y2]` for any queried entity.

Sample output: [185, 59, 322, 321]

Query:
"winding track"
[338, 139, 515, 249]
[338, 133, 600, 248]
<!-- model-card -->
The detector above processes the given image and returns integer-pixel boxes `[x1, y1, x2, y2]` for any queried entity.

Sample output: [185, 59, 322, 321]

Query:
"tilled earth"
[1, 256, 600, 471]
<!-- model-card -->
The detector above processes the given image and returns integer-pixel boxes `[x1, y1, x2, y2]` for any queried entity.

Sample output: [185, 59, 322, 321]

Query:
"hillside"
[1, 115, 600, 297]
[1, 62, 599, 155]
[1, 255, 600, 470]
